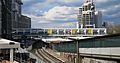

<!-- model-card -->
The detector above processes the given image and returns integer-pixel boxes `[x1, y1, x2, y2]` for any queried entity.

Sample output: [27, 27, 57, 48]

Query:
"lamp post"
[77, 39, 79, 63]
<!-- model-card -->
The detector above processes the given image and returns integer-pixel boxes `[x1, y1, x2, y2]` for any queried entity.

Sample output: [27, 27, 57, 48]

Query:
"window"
[52, 29, 57, 34]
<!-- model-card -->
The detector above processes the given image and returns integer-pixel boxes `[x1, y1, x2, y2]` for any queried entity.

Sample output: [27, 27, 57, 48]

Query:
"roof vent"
[9, 42, 15, 45]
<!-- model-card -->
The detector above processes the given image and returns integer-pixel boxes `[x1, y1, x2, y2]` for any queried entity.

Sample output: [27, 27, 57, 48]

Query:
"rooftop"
[0, 39, 20, 49]
[42, 38, 72, 43]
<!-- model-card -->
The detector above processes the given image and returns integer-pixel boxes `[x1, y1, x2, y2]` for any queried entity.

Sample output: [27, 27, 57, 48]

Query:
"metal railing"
[13, 56, 28, 63]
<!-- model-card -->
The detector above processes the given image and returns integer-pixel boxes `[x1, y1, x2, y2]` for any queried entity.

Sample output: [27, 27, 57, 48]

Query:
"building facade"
[1, 0, 22, 39]
[12, 0, 23, 28]
[78, 0, 102, 28]
[19, 15, 31, 28]
[95, 11, 102, 28]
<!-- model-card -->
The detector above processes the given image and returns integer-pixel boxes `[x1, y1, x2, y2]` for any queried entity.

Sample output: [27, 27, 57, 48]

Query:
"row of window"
[83, 5, 91, 11]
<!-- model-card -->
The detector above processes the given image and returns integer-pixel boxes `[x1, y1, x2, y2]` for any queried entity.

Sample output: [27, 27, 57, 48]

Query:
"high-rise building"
[19, 15, 31, 28]
[95, 11, 102, 28]
[78, 0, 102, 28]
[1, 0, 23, 39]
[77, 7, 83, 28]
[12, 0, 23, 28]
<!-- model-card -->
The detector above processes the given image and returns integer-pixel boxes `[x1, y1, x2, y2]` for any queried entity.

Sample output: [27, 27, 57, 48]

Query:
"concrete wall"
[82, 58, 117, 63]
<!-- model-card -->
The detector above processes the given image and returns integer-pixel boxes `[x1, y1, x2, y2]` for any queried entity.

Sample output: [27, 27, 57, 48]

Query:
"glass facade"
[1, 0, 22, 39]
[65, 29, 71, 34]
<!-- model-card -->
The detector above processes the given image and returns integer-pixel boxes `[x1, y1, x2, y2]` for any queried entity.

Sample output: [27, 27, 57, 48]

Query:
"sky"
[22, 0, 120, 28]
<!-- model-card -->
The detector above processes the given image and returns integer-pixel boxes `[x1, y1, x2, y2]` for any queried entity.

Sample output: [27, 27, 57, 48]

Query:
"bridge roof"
[68, 37, 92, 40]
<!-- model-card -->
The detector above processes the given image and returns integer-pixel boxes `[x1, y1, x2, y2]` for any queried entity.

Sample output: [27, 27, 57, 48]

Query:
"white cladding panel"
[99, 48, 111, 55]
[0, 39, 20, 49]
[111, 48, 120, 55]
[91, 48, 100, 54]
[79, 47, 120, 56]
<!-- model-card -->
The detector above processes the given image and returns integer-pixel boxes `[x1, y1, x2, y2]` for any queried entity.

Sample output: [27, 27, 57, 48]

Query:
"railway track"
[37, 49, 64, 63]
[36, 49, 51, 63]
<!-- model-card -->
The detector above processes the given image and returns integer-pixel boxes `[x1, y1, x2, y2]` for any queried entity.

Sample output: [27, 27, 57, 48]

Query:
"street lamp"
[77, 39, 79, 63]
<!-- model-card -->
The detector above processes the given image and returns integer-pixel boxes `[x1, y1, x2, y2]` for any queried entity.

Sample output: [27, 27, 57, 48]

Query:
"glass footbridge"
[12, 28, 107, 39]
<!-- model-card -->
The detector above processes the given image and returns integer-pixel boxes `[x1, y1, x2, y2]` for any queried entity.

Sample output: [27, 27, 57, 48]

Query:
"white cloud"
[22, 0, 120, 28]
[23, 6, 79, 28]
[32, 22, 77, 28]
[57, 0, 81, 3]
[22, 0, 31, 2]
[59, 22, 77, 28]
[22, 14, 51, 23]
[95, 0, 110, 3]
[42, 6, 79, 21]
[101, 4, 120, 14]
[24, 6, 79, 23]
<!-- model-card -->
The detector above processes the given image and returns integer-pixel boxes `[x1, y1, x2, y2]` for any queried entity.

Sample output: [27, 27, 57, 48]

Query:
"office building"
[78, 0, 102, 28]
[1, 0, 23, 39]
[77, 7, 83, 28]
[19, 15, 31, 28]
[95, 11, 102, 28]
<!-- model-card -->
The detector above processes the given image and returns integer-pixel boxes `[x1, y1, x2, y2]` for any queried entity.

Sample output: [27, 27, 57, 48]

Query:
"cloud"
[32, 22, 77, 28]
[24, 6, 79, 23]
[42, 6, 79, 21]
[96, 2, 120, 22]
[22, 0, 120, 28]
[23, 6, 79, 28]
[57, 0, 80, 3]
[22, 0, 31, 2]
[22, 0, 54, 15]
[95, 0, 110, 3]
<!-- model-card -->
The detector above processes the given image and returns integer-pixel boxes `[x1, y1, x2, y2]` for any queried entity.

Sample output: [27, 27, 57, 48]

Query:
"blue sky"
[22, 0, 120, 28]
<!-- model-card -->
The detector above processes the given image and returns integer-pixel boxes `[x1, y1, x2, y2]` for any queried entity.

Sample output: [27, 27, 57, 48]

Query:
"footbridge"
[12, 28, 107, 39]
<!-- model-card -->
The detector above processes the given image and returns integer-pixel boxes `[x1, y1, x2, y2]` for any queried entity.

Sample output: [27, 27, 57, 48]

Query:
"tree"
[107, 24, 120, 34]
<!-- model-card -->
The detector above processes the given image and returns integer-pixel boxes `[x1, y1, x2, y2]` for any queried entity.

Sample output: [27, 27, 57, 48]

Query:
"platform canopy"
[68, 37, 92, 40]
[42, 38, 72, 43]
[0, 38, 20, 49]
